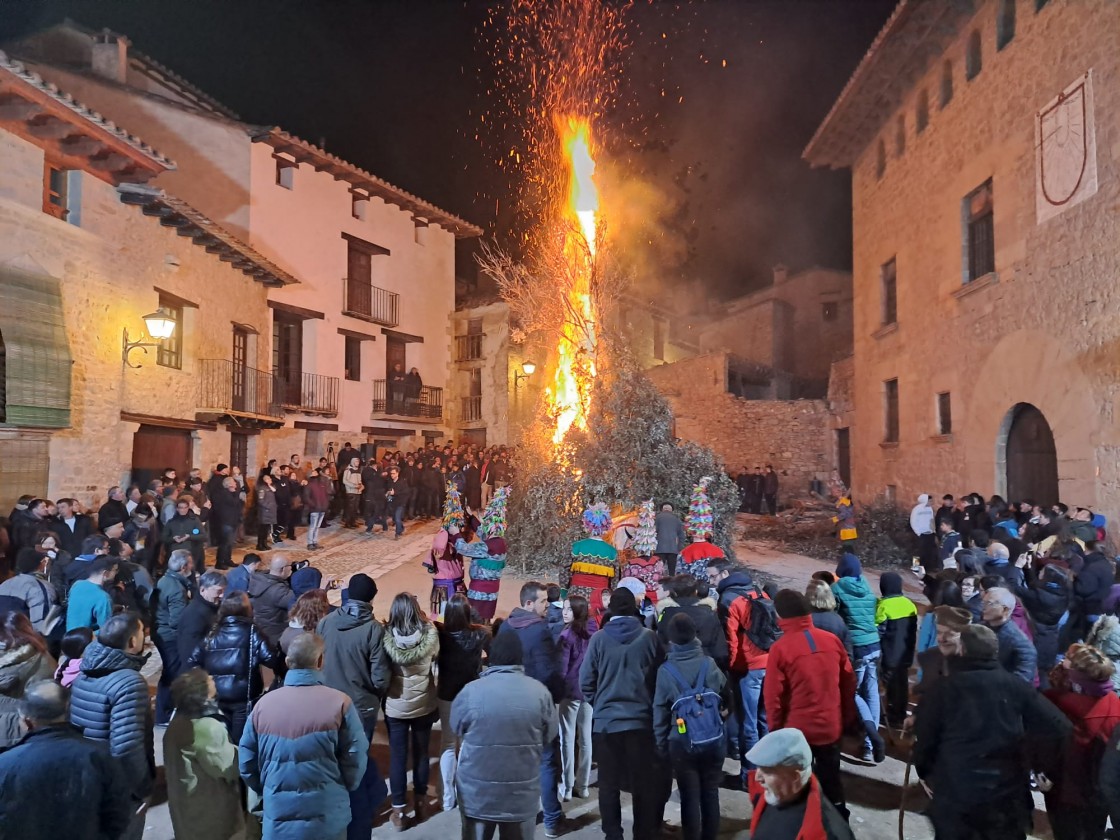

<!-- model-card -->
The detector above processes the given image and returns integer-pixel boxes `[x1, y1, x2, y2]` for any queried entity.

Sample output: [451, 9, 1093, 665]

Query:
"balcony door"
[273, 312, 303, 407]
[232, 326, 248, 412]
[386, 336, 406, 380]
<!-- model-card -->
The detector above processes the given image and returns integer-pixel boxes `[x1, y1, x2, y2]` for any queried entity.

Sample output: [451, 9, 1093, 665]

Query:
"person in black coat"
[96, 488, 130, 536]
[177, 570, 225, 666]
[361, 459, 387, 532]
[656, 575, 729, 671]
[384, 467, 410, 539]
[1014, 561, 1069, 689]
[0, 680, 131, 840]
[186, 591, 281, 742]
[209, 478, 244, 570]
[52, 498, 93, 558]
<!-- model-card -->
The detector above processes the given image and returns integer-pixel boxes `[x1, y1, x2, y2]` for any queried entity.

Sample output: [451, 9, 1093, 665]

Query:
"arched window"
[876, 138, 887, 179]
[916, 89, 930, 133]
[895, 115, 906, 156]
[940, 60, 954, 107]
[997, 0, 1016, 50]
[966, 30, 983, 80]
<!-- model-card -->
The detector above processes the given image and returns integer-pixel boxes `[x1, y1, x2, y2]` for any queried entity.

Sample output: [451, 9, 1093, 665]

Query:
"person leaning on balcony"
[343, 458, 364, 529]
[405, 367, 423, 414]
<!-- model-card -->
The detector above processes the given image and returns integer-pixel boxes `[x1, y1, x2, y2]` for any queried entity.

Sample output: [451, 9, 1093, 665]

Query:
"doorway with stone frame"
[998, 403, 1059, 507]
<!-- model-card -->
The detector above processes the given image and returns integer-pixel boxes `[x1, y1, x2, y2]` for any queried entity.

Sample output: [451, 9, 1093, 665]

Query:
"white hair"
[985, 587, 1016, 611]
[167, 549, 192, 572]
[988, 543, 1010, 561]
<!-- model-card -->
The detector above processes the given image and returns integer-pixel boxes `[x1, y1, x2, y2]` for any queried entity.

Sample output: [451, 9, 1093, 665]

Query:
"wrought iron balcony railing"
[199, 359, 282, 418]
[343, 277, 399, 327]
[371, 379, 443, 420]
[460, 395, 483, 423]
[275, 370, 340, 416]
[455, 334, 484, 361]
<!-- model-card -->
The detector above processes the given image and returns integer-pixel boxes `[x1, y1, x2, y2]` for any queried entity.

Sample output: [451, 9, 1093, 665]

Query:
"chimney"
[772, 263, 789, 285]
[91, 29, 129, 84]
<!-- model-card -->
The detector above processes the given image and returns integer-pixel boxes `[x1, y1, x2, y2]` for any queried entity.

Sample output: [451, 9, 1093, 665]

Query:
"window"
[916, 90, 930, 133]
[997, 0, 1016, 50]
[344, 336, 361, 381]
[275, 157, 295, 189]
[940, 60, 954, 107]
[156, 298, 183, 370]
[964, 179, 995, 282]
[467, 318, 483, 336]
[881, 258, 898, 326]
[273, 311, 303, 406]
[885, 484, 897, 505]
[822, 302, 837, 322]
[895, 115, 906, 157]
[884, 379, 900, 443]
[875, 139, 887, 179]
[653, 317, 666, 361]
[0, 436, 50, 510]
[42, 161, 69, 220]
[966, 31, 982, 80]
[936, 392, 953, 435]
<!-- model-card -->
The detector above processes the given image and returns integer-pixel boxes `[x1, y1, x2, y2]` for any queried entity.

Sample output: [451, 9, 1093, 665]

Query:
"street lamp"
[514, 360, 536, 388]
[122, 308, 177, 368]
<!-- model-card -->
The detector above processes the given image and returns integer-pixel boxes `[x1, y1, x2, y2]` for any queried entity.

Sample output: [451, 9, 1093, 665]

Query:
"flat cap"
[745, 727, 812, 770]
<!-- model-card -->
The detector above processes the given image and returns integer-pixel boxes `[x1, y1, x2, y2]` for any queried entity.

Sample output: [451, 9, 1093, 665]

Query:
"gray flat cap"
[745, 727, 812, 770]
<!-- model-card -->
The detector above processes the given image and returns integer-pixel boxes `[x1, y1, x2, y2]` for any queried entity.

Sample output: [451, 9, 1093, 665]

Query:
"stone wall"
[842, 0, 1120, 513]
[648, 352, 834, 496]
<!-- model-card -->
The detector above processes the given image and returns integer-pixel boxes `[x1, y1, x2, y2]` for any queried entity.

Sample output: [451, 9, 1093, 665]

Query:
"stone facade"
[806, 0, 1120, 514]
[647, 352, 834, 495]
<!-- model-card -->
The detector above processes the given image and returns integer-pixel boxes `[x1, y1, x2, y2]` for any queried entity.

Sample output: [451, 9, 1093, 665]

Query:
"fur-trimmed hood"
[0, 644, 53, 697]
[1089, 615, 1120, 658]
[384, 623, 439, 666]
[655, 595, 717, 616]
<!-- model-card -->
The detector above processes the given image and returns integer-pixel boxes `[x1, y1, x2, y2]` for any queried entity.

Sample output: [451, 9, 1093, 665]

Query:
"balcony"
[198, 359, 284, 427]
[455, 334, 484, 361]
[343, 277, 399, 327]
[460, 395, 483, 424]
[372, 380, 443, 420]
[276, 370, 340, 417]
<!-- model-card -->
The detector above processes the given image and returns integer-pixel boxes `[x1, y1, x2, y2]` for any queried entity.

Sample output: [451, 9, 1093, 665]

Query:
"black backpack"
[741, 589, 782, 651]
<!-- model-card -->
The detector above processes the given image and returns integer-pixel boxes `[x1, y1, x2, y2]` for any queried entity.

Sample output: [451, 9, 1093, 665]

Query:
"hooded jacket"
[1088, 615, 1120, 693]
[0, 642, 55, 747]
[239, 669, 368, 840]
[1073, 551, 1115, 616]
[652, 640, 731, 755]
[451, 665, 558, 823]
[383, 623, 440, 720]
[437, 624, 490, 702]
[910, 495, 934, 536]
[499, 608, 565, 703]
[316, 600, 392, 722]
[875, 573, 918, 669]
[831, 564, 880, 652]
[764, 615, 856, 746]
[579, 615, 663, 733]
[164, 712, 244, 840]
[722, 576, 772, 673]
[69, 640, 154, 802]
[657, 596, 728, 671]
[246, 571, 293, 646]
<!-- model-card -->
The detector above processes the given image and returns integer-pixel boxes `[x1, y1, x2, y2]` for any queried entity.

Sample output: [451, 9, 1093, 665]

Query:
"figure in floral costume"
[456, 486, 509, 622]
[678, 477, 725, 582]
[567, 503, 618, 620]
[426, 482, 467, 616]
[618, 499, 665, 605]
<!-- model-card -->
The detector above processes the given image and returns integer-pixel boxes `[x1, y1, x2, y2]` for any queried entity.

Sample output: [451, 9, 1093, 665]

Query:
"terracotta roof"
[0, 49, 175, 170]
[253, 127, 483, 239]
[118, 184, 299, 287]
[802, 0, 973, 169]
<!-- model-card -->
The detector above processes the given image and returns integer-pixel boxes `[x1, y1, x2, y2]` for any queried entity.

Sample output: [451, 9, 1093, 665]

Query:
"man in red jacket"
[764, 589, 857, 820]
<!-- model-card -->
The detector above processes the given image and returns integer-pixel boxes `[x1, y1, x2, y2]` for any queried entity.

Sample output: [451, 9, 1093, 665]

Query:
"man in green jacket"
[153, 550, 193, 725]
[830, 551, 881, 762]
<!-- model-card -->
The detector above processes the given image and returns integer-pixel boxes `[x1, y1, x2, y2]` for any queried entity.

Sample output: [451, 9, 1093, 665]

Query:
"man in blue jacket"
[499, 581, 567, 836]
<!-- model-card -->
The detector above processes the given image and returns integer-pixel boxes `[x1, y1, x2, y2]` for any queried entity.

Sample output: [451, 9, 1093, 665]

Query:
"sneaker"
[574, 787, 589, 799]
[544, 821, 571, 838]
[394, 533, 400, 540]
[861, 746, 875, 763]
[557, 785, 571, 802]
[390, 808, 408, 832]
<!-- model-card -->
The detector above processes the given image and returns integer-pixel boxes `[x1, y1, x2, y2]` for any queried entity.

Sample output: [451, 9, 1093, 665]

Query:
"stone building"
[804, 0, 1119, 511]
[0, 52, 288, 508]
[8, 21, 481, 464]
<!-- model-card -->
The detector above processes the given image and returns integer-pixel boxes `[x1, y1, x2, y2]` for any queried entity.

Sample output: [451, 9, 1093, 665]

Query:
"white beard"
[763, 790, 782, 806]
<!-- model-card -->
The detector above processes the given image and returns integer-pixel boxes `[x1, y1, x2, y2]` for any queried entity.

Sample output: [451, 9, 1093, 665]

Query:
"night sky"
[0, 1, 895, 300]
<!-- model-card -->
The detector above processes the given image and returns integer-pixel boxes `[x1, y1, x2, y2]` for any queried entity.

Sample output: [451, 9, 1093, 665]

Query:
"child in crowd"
[876, 572, 918, 729]
[53, 626, 93, 688]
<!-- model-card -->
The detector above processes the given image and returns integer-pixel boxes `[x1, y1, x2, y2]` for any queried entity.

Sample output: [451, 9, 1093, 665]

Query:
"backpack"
[742, 589, 783, 651]
[663, 659, 725, 753]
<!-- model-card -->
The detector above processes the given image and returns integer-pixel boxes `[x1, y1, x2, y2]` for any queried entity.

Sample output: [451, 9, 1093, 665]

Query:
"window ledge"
[931, 434, 954, 444]
[952, 272, 999, 301]
[872, 322, 899, 340]
[879, 441, 899, 449]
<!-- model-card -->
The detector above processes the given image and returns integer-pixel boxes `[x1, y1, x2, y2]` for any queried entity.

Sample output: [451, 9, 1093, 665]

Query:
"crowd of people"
[4, 469, 1120, 840]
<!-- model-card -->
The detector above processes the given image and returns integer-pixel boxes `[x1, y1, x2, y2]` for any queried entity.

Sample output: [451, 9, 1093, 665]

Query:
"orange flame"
[549, 117, 599, 445]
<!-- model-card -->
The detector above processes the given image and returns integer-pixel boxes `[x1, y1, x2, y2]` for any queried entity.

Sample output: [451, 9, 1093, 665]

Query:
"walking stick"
[898, 750, 912, 840]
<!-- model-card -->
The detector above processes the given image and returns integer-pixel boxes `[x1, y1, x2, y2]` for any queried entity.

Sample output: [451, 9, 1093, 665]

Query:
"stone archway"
[999, 403, 1059, 506]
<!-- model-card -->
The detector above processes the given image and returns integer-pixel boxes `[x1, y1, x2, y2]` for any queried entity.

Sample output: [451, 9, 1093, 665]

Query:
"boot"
[414, 796, 429, 822]
[864, 719, 886, 763]
[390, 807, 408, 832]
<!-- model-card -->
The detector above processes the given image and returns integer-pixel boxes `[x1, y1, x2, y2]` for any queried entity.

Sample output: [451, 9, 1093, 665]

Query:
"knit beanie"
[960, 625, 999, 661]
[666, 612, 697, 646]
[347, 573, 377, 603]
[489, 630, 524, 667]
[608, 587, 639, 618]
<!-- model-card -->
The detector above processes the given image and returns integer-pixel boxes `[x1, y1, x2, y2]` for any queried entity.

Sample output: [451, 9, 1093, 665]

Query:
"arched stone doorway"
[1001, 403, 1059, 506]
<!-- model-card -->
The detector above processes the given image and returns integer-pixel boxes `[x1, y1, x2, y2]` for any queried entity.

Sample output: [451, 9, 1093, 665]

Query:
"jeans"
[558, 699, 592, 795]
[739, 669, 768, 774]
[307, 511, 325, 545]
[390, 504, 405, 537]
[438, 699, 458, 810]
[460, 815, 536, 840]
[853, 649, 881, 751]
[671, 743, 724, 840]
[539, 736, 563, 829]
[349, 716, 387, 840]
[154, 637, 181, 725]
[216, 523, 237, 568]
[810, 741, 847, 820]
[385, 711, 437, 807]
[593, 729, 658, 840]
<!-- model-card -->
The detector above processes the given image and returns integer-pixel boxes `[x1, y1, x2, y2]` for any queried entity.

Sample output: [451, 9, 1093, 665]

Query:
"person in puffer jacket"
[239, 632, 368, 840]
[69, 612, 155, 837]
[875, 573, 917, 728]
[830, 551, 881, 761]
[382, 593, 440, 830]
[0, 611, 56, 747]
[186, 591, 282, 743]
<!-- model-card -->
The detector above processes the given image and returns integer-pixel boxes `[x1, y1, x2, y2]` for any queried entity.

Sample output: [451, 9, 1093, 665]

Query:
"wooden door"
[131, 425, 191, 490]
[273, 313, 303, 406]
[386, 337, 406, 379]
[1006, 404, 1058, 506]
[229, 432, 248, 474]
[232, 326, 248, 412]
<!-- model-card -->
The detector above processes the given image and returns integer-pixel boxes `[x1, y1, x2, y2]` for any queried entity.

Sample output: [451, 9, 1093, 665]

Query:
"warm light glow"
[522, 361, 537, 375]
[548, 117, 600, 446]
[143, 308, 176, 340]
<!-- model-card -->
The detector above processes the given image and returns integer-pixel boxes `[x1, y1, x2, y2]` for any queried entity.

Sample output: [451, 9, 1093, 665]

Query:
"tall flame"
[550, 117, 600, 445]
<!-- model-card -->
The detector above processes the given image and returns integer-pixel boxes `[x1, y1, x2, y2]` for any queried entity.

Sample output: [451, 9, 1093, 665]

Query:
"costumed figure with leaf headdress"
[678, 476, 725, 582]
[567, 503, 618, 621]
[618, 498, 665, 605]
[456, 486, 509, 622]
[425, 481, 468, 616]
